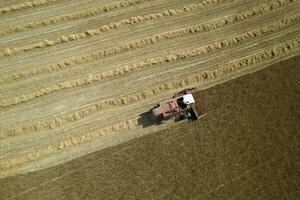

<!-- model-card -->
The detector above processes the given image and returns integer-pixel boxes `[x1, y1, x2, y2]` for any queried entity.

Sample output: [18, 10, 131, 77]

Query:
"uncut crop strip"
[0, 0, 154, 36]
[0, 38, 299, 140]
[0, 0, 294, 84]
[0, 0, 64, 15]
[0, 0, 231, 56]
[0, 38, 299, 171]
[1, 14, 299, 108]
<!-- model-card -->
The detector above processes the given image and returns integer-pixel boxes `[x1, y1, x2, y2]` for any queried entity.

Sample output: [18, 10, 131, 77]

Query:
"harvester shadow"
[138, 110, 163, 128]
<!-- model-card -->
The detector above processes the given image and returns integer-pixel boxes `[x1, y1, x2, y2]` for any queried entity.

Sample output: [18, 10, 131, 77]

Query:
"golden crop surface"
[0, 0, 299, 197]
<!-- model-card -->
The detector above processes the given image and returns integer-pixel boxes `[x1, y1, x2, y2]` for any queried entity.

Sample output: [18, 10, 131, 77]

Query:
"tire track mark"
[0, 0, 230, 55]
[0, 0, 154, 36]
[1, 14, 299, 108]
[0, 38, 299, 171]
[0, 38, 299, 141]
[0, 0, 64, 15]
[0, 0, 294, 83]
[4, 134, 271, 197]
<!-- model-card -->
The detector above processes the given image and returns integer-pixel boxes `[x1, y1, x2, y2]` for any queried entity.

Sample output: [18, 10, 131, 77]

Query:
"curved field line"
[1, 14, 299, 108]
[0, 0, 294, 84]
[0, 0, 154, 36]
[0, 0, 230, 56]
[0, 38, 299, 171]
[0, 0, 64, 15]
[0, 37, 299, 141]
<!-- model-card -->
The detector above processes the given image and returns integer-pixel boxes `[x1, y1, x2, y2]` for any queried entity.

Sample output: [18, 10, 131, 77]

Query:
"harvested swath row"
[1, 0, 229, 56]
[1, 14, 299, 108]
[0, 0, 293, 84]
[0, 0, 153, 36]
[0, 38, 299, 141]
[0, 118, 140, 170]
[0, 0, 63, 15]
[193, 39, 300, 85]
[0, 39, 299, 171]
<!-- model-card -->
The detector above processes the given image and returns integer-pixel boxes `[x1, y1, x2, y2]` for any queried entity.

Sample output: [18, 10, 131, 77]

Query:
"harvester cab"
[152, 88, 205, 121]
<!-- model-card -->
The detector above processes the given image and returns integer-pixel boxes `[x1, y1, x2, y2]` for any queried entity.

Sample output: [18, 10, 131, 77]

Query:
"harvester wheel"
[190, 105, 199, 120]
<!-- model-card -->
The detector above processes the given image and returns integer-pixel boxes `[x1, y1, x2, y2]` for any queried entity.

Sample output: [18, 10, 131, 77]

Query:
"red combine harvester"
[152, 88, 206, 121]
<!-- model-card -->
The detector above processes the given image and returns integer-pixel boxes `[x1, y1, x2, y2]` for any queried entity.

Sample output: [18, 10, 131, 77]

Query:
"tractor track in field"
[0, 0, 232, 57]
[0, 14, 299, 108]
[0, 0, 299, 178]
[0, 0, 296, 84]
[0, 0, 155, 36]
[0, 0, 226, 36]
[0, 0, 64, 15]
[1, 0, 294, 58]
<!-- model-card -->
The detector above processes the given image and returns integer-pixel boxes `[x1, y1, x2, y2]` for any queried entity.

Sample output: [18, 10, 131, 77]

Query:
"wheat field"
[0, 0, 299, 194]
